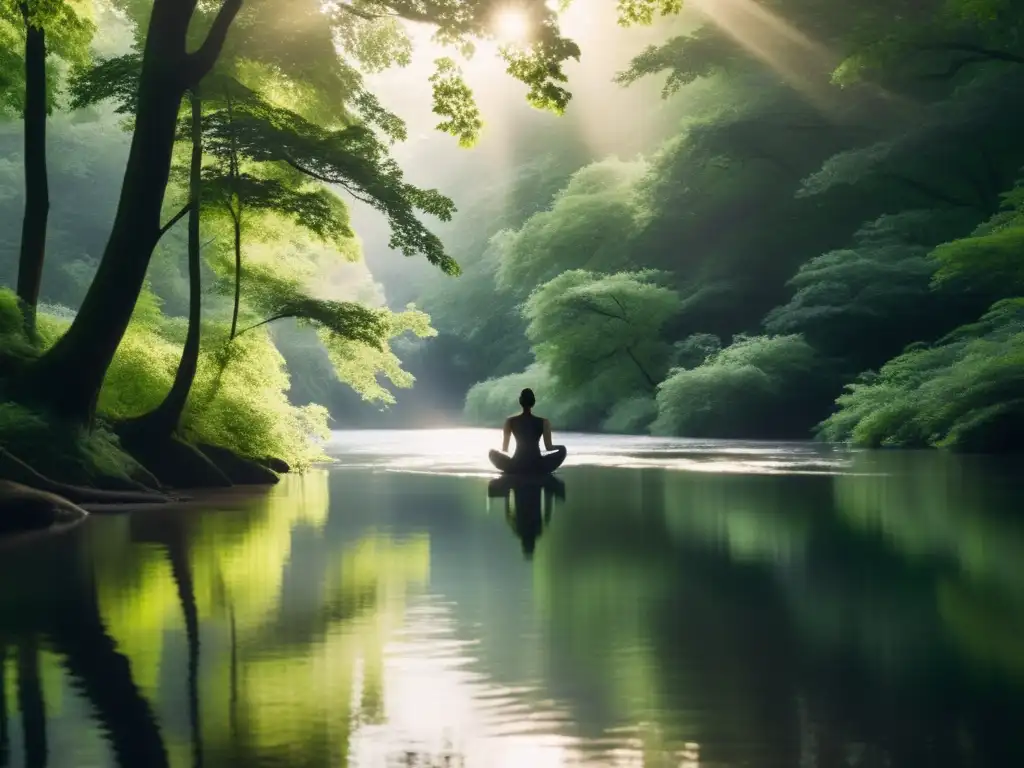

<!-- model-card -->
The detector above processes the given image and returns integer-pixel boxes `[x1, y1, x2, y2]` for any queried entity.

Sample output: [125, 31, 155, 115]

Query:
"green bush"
[652, 334, 830, 438]
[0, 287, 331, 476]
[0, 402, 149, 485]
[819, 298, 1024, 451]
[96, 309, 331, 467]
[182, 327, 331, 466]
[0, 290, 41, 370]
[601, 396, 657, 434]
[463, 362, 599, 430]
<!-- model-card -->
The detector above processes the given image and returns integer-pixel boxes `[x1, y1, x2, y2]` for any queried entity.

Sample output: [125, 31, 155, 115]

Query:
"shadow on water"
[487, 475, 566, 559]
[131, 513, 205, 768]
[0, 530, 169, 768]
[0, 644, 6, 768]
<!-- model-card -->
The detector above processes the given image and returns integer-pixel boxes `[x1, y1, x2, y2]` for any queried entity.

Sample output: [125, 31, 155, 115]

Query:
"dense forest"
[341, 0, 1024, 453]
[0, 0, 1022, 520]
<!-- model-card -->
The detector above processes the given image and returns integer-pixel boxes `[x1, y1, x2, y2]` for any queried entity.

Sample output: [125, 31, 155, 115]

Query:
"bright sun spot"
[494, 7, 530, 44]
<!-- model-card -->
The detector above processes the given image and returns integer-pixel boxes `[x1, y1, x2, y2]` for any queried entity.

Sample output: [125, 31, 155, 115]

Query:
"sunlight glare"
[494, 7, 531, 44]
[690, 0, 840, 108]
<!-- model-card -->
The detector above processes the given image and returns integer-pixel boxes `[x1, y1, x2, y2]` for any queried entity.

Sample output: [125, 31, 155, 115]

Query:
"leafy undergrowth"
[0, 287, 332, 482]
[95, 296, 331, 467]
[819, 298, 1024, 451]
[0, 401, 151, 486]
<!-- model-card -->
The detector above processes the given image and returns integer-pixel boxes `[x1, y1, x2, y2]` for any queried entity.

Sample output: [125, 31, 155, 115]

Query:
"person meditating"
[488, 388, 568, 475]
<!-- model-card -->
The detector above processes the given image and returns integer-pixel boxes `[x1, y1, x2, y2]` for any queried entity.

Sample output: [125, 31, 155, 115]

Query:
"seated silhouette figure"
[488, 388, 567, 475]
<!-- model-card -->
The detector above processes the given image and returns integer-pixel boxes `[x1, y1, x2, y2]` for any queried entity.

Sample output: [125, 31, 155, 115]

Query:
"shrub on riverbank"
[819, 299, 1024, 451]
[0, 287, 328, 487]
[464, 362, 601, 430]
[652, 334, 833, 439]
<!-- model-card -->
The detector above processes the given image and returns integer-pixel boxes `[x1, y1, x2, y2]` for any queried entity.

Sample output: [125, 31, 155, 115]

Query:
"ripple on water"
[347, 593, 588, 766]
[345, 590, 712, 767]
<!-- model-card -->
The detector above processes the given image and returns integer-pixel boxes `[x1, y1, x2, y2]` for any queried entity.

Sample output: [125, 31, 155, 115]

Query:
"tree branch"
[877, 172, 977, 210]
[921, 54, 991, 81]
[222, 197, 239, 225]
[333, 2, 429, 24]
[625, 346, 658, 390]
[574, 299, 627, 322]
[158, 203, 190, 238]
[233, 312, 294, 338]
[916, 42, 1024, 66]
[581, 346, 622, 366]
[282, 155, 378, 207]
[187, 0, 244, 85]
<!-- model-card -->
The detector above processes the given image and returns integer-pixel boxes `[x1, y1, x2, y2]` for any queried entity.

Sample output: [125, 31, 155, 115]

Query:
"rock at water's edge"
[122, 434, 233, 489]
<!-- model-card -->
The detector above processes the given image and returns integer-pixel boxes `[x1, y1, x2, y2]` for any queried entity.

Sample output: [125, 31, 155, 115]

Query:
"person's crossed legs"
[488, 446, 567, 474]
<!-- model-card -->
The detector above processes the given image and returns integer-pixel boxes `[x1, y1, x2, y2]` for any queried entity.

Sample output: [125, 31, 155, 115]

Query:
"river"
[1, 429, 1023, 767]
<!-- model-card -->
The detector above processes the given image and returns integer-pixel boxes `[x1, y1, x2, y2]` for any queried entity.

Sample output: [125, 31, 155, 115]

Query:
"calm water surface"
[2, 429, 1024, 767]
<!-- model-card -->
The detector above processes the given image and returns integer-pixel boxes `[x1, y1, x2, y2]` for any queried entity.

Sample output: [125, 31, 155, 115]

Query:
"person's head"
[519, 388, 536, 411]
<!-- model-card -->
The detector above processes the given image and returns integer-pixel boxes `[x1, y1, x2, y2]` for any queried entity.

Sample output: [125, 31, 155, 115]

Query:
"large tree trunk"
[16, 8, 49, 340]
[14, 0, 242, 423]
[129, 92, 204, 437]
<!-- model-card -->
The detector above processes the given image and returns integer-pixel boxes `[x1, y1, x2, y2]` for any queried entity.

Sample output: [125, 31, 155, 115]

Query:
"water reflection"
[0, 434, 1022, 767]
[487, 476, 565, 559]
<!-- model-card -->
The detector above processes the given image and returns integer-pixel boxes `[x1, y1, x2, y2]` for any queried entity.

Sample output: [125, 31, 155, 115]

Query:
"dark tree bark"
[127, 92, 205, 438]
[226, 90, 243, 340]
[0, 642, 8, 768]
[230, 201, 242, 339]
[16, 637, 47, 768]
[16, 6, 50, 340]
[14, 0, 243, 423]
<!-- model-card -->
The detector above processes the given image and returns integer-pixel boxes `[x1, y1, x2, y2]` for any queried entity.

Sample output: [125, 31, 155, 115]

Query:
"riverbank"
[0, 421, 292, 542]
[0, 479, 284, 551]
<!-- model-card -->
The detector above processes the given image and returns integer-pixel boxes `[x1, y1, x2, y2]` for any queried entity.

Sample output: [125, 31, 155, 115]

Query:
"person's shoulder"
[535, 414, 549, 424]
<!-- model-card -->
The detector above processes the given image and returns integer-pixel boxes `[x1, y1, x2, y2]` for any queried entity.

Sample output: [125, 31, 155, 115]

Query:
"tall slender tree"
[125, 90, 205, 439]
[15, 0, 583, 423]
[71, 53, 436, 438]
[0, 0, 92, 336]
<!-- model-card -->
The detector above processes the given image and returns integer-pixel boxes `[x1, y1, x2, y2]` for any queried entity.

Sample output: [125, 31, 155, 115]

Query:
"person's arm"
[542, 419, 554, 451]
[502, 418, 512, 453]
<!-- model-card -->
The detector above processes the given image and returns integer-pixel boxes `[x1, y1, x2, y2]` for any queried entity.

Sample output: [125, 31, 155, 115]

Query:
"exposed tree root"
[0, 449, 170, 505]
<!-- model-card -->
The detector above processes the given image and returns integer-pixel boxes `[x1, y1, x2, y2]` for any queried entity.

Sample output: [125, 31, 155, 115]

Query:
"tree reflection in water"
[0, 529, 170, 768]
[0, 471, 429, 768]
[0, 642, 8, 768]
[0, 448, 1023, 768]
